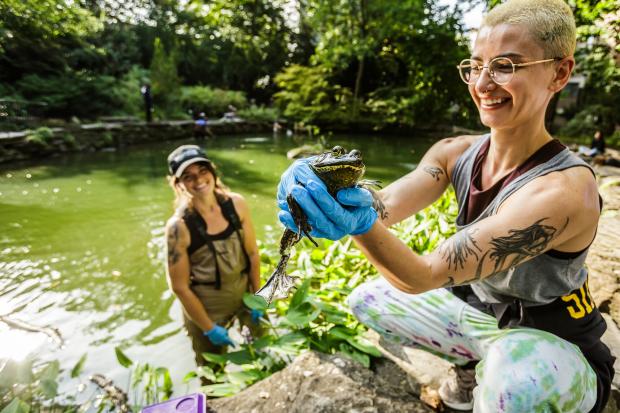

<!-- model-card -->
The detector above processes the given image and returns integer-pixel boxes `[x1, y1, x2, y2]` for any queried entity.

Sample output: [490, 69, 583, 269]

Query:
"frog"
[255, 146, 387, 305]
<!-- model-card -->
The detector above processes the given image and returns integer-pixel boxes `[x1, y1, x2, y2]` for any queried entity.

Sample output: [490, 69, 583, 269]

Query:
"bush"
[558, 104, 615, 140]
[110, 65, 150, 118]
[16, 73, 121, 119]
[238, 105, 279, 122]
[179, 86, 247, 118]
[25, 127, 55, 148]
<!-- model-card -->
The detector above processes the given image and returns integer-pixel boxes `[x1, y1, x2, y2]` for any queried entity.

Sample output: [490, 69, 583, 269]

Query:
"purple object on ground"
[141, 393, 206, 413]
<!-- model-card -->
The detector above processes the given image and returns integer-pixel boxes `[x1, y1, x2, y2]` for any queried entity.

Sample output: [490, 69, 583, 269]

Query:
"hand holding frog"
[278, 180, 377, 240]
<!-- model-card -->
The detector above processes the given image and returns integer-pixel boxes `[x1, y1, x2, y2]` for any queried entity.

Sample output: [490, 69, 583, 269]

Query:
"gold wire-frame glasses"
[456, 56, 562, 85]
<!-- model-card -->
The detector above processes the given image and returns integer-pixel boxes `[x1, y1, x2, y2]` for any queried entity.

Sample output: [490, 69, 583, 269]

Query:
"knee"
[347, 278, 382, 321]
[475, 331, 592, 412]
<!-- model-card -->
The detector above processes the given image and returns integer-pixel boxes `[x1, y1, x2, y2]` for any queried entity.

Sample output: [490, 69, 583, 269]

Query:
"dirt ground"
[587, 148, 620, 326]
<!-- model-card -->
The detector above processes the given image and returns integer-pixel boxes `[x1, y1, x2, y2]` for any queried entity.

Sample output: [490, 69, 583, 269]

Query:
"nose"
[474, 67, 497, 95]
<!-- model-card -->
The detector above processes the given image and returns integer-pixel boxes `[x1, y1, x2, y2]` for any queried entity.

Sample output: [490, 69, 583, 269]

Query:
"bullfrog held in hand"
[256, 146, 387, 304]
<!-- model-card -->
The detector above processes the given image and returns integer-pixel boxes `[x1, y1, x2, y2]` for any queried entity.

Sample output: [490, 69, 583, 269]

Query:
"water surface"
[0, 133, 435, 400]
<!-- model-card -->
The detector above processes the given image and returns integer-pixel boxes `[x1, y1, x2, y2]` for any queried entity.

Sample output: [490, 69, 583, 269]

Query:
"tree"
[150, 37, 181, 118]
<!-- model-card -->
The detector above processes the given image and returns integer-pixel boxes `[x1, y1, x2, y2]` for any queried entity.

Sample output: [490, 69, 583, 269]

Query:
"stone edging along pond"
[0, 120, 272, 165]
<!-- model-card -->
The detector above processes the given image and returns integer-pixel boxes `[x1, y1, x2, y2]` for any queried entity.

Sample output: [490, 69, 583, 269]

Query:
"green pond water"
[0, 133, 437, 398]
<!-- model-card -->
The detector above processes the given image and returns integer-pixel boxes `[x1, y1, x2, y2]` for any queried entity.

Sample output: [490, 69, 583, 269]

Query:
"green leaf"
[183, 371, 198, 382]
[202, 352, 227, 364]
[338, 343, 370, 368]
[114, 347, 133, 368]
[38, 360, 60, 378]
[243, 292, 268, 311]
[290, 277, 311, 309]
[71, 353, 87, 378]
[346, 336, 382, 357]
[222, 349, 254, 365]
[328, 326, 355, 340]
[197, 366, 216, 382]
[226, 370, 261, 386]
[252, 335, 274, 350]
[1, 398, 30, 413]
[202, 382, 242, 397]
[39, 378, 59, 398]
[285, 302, 320, 326]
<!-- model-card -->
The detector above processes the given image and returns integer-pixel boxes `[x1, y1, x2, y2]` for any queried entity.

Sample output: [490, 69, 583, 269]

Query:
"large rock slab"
[208, 351, 432, 413]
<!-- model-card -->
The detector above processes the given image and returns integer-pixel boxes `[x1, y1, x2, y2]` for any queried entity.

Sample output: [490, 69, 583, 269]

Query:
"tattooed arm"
[165, 216, 215, 331]
[378, 135, 480, 226]
[353, 167, 600, 294]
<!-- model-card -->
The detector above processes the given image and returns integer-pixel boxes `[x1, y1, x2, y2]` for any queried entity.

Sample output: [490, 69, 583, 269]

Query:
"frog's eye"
[332, 146, 344, 155]
[349, 149, 361, 158]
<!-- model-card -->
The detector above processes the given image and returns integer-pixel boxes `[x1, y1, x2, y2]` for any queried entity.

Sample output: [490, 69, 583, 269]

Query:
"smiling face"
[469, 24, 560, 131]
[179, 162, 216, 197]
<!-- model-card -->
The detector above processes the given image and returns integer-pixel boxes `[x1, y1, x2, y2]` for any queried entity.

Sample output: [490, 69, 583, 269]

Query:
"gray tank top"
[451, 135, 595, 307]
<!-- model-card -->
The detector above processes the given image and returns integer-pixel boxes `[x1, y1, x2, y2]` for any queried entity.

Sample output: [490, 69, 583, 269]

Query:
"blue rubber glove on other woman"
[277, 158, 378, 240]
[204, 325, 235, 346]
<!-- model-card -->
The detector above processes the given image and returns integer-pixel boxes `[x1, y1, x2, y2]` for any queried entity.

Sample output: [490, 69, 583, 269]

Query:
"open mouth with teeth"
[480, 96, 511, 109]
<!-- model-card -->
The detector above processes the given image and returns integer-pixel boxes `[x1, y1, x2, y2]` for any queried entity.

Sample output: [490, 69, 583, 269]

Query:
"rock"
[208, 351, 433, 413]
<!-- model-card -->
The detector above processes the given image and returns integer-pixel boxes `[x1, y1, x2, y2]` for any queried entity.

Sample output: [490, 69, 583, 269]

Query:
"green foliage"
[274, 65, 353, 124]
[111, 66, 150, 117]
[196, 190, 458, 397]
[558, 104, 616, 139]
[150, 38, 181, 119]
[16, 73, 120, 119]
[0, 358, 63, 412]
[238, 105, 280, 123]
[25, 127, 55, 149]
[114, 346, 133, 368]
[179, 86, 247, 117]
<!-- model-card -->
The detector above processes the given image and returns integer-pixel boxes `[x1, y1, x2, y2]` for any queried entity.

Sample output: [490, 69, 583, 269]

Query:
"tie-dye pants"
[347, 278, 597, 413]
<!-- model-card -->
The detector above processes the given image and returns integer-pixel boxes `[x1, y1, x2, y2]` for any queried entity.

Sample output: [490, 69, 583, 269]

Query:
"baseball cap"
[167, 145, 212, 178]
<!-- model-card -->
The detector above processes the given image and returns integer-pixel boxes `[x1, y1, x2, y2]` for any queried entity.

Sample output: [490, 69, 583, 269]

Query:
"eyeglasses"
[456, 57, 562, 85]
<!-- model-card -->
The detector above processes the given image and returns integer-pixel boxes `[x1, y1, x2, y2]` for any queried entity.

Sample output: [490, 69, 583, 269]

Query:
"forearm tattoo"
[439, 228, 482, 271]
[167, 223, 181, 265]
[423, 166, 444, 181]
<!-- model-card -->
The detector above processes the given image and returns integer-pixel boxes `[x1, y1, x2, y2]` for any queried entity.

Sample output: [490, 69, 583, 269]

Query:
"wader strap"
[183, 197, 250, 290]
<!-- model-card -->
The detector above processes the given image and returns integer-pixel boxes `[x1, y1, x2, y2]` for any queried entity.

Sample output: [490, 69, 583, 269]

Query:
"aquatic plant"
[195, 189, 457, 397]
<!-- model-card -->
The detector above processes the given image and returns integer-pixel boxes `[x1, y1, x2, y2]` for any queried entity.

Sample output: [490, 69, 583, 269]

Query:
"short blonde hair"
[482, 0, 576, 58]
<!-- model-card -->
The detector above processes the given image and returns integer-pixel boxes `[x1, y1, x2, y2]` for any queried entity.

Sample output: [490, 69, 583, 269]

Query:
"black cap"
[167, 145, 211, 177]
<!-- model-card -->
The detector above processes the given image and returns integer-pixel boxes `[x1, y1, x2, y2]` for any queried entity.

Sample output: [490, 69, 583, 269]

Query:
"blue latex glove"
[250, 309, 263, 324]
[203, 325, 235, 347]
[278, 179, 377, 240]
[277, 157, 319, 204]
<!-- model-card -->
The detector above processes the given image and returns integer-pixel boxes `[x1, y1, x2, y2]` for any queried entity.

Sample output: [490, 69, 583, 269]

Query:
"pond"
[0, 132, 437, 400]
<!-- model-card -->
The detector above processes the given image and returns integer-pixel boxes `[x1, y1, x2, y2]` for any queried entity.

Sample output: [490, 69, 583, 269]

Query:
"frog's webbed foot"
[358, 180, 388, 221]
[255, 272, 281, 305]
[255, 271, 299, 305]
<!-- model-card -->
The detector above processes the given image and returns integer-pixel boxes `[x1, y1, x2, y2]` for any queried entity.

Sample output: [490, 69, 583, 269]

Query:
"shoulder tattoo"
[167, 222, 182, 265]
[423, 166, 444, 181]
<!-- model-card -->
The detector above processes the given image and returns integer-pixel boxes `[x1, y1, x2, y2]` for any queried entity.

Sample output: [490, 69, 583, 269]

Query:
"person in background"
[193, 113, 214, 140]
[276, 0, 613, 411]
[141, 83, 153, 123]
[165, 145, 263, 371]
[591, 130, 606, 156]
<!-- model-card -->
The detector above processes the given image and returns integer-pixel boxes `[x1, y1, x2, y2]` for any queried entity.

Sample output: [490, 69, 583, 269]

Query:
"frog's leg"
[359, 180, 388, 221]
[286, 194, 318, 247]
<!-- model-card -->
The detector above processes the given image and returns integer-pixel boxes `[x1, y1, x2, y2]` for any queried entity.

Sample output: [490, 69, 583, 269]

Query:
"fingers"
[291, 185, 345, 240]
[305, 180, 350, 225]
[278, 210, 299, 232]
[337, 187, 374, 207]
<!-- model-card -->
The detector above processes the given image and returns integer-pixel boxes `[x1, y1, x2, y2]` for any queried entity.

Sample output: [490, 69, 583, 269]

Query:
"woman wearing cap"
[276, 0, 613, 411]
[165, 144, 263, 368]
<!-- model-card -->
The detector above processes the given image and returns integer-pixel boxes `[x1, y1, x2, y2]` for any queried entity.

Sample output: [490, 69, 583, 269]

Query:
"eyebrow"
[470, 52, 526, 61]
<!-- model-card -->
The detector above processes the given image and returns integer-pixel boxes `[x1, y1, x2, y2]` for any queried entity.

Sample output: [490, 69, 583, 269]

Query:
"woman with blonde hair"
[276, 0, 614, 411]
[165, 144, 263, 369]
